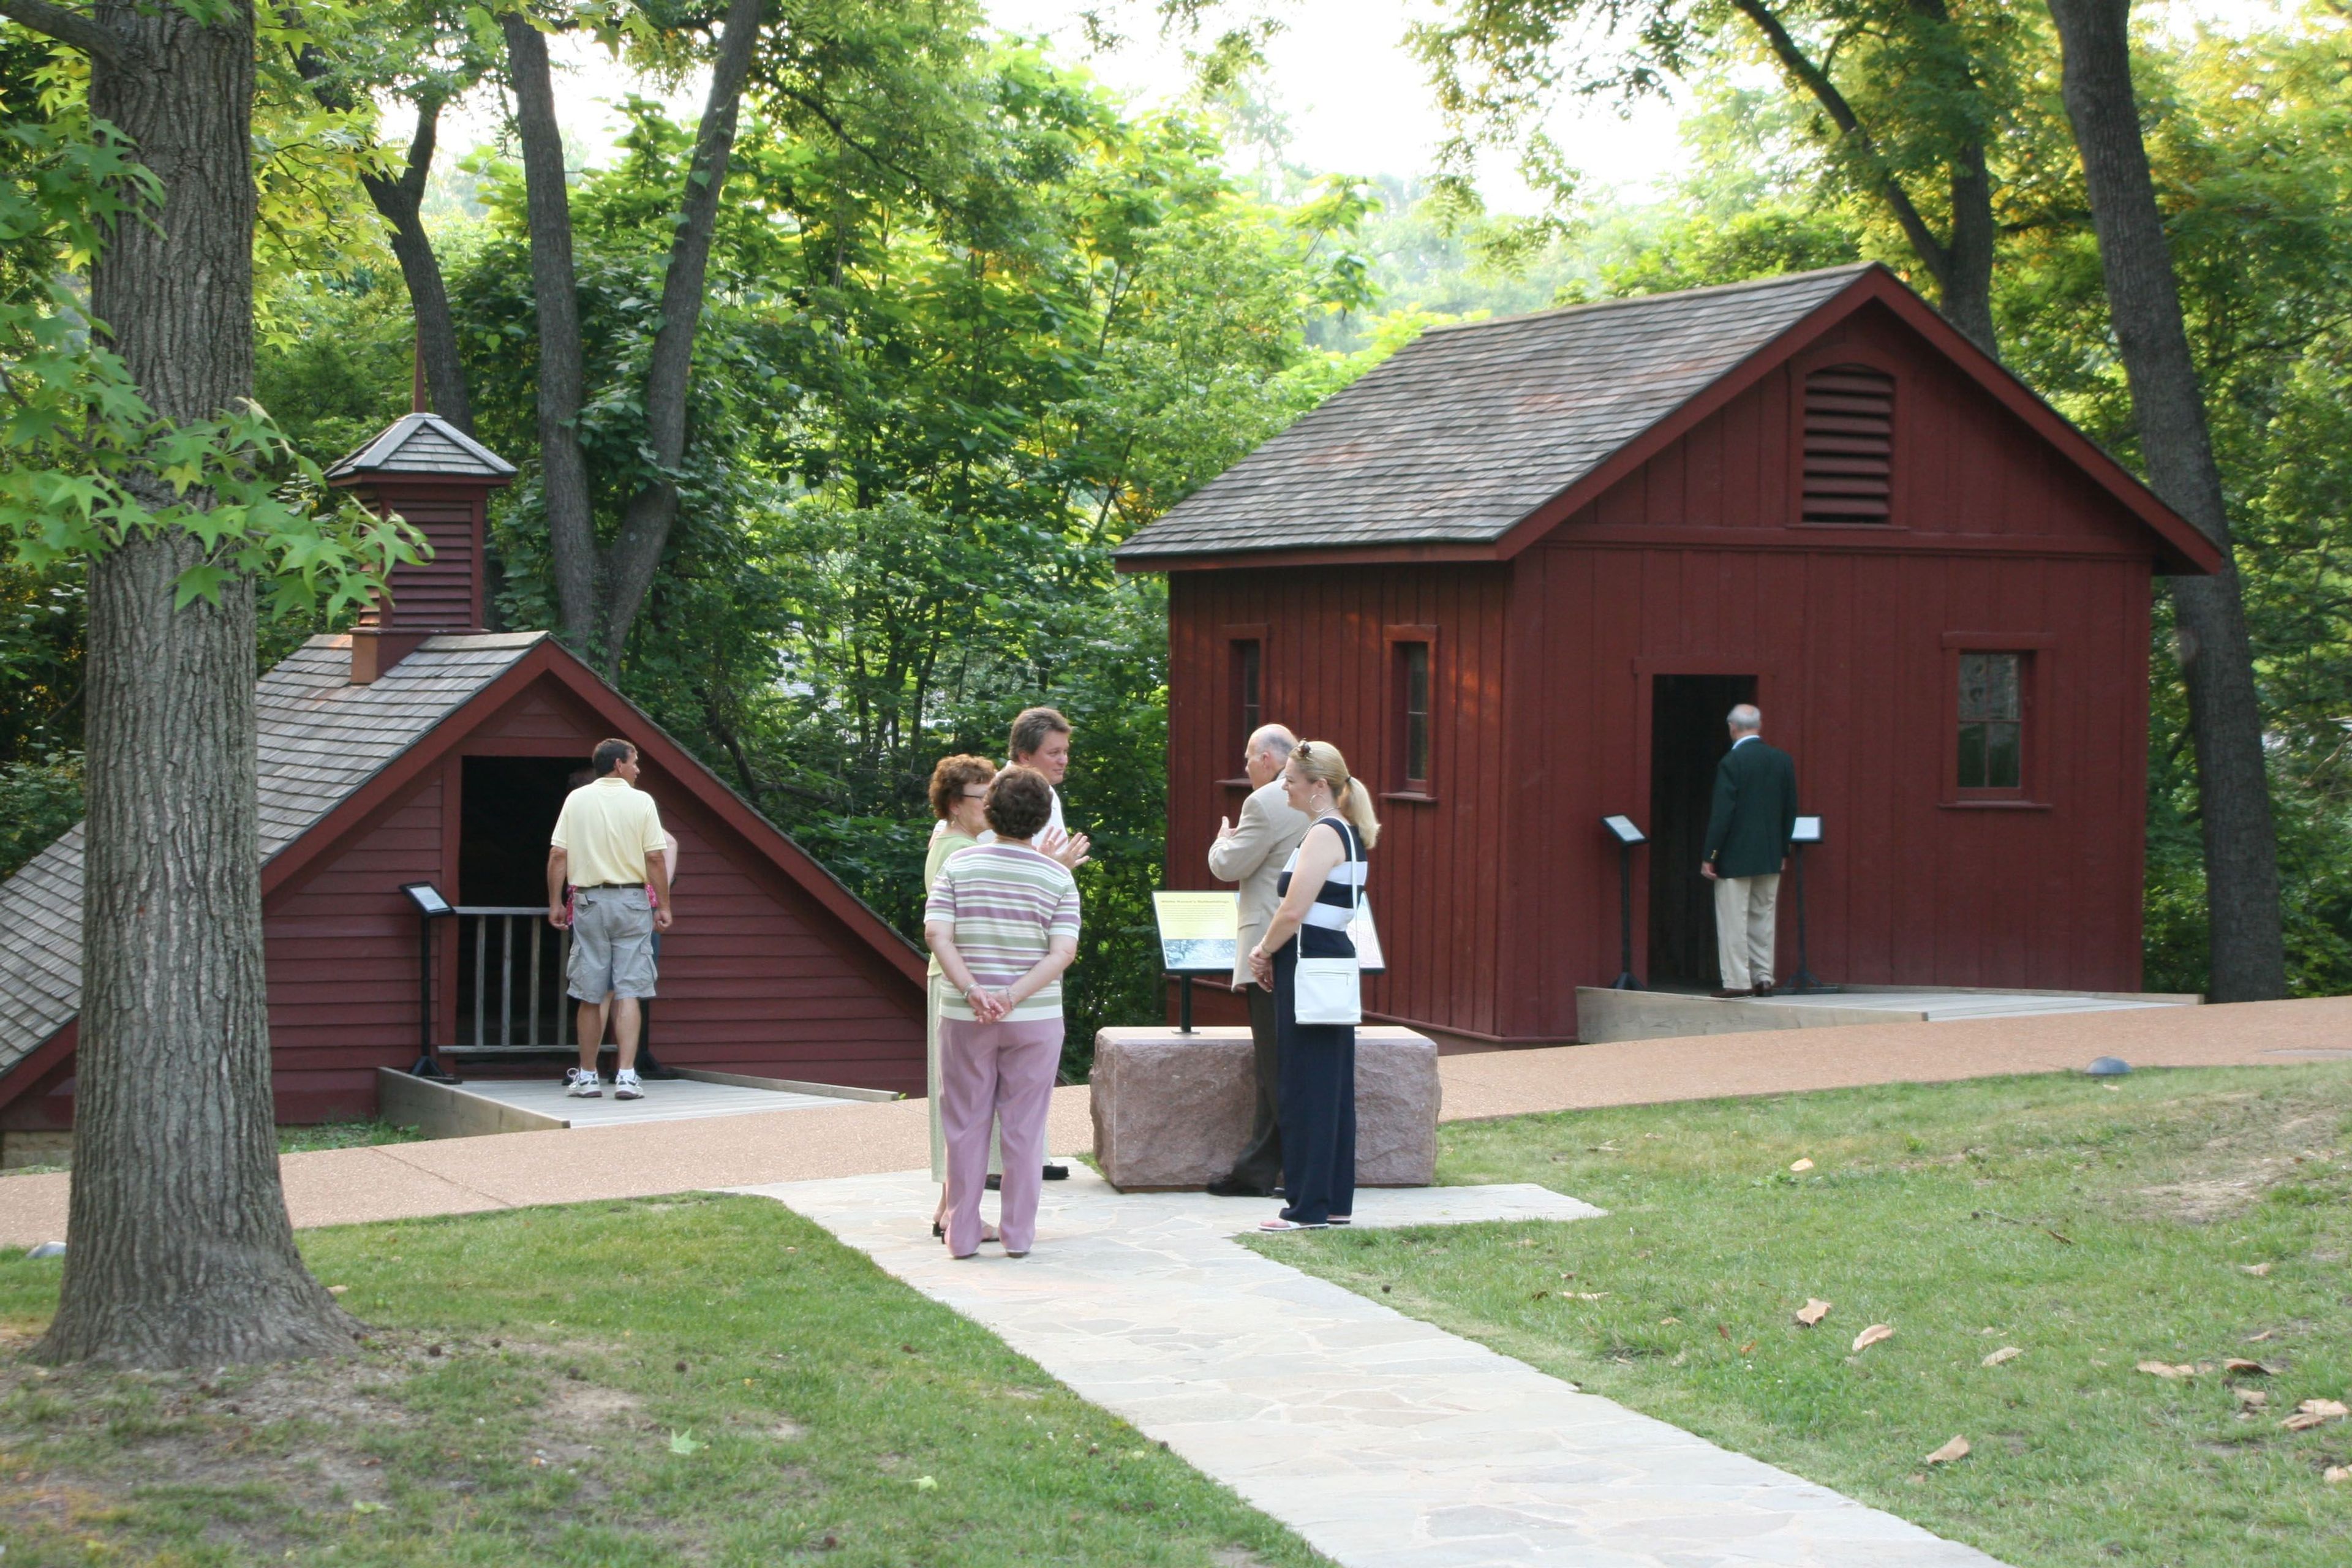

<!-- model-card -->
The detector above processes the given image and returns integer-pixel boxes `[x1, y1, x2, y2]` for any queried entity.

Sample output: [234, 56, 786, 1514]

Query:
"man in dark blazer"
[1700, 704, 1799, 997]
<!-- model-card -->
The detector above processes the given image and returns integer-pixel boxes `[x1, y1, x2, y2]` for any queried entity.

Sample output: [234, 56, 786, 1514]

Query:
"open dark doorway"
[459, 755, 585, 906]
[1648, 674, 1757, 987]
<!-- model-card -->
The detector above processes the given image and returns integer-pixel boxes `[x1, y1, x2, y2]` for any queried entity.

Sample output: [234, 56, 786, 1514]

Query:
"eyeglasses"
[960, 788, 990, 799]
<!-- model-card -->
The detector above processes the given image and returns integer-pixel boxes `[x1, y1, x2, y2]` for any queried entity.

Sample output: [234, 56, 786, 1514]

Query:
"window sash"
[1401, 642, 1431, 787]
[1956, 652, 2024, 791]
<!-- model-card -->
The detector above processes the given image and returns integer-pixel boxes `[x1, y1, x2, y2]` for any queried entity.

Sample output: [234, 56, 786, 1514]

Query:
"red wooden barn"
[1117, 265, 2222, 1048]
[0, 414, 924, 1153]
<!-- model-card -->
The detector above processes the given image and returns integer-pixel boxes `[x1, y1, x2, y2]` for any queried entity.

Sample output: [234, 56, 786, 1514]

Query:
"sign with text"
[1153, 891, 1239, 974]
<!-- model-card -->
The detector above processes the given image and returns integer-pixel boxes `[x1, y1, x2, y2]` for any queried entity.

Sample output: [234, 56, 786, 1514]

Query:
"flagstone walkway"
[742, 1163, 2008, 1568]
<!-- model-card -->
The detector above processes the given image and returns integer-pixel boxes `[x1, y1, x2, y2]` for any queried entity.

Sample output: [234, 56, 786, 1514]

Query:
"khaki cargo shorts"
[568, 886, 658, 1001]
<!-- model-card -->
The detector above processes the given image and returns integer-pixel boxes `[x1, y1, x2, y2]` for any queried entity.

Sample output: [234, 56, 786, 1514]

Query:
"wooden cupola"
[325, 413, 517, 683]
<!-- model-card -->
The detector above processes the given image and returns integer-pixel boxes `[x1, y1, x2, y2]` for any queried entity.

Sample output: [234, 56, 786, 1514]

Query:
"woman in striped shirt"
[924, 767, 1081, 1259]
[1247, 741, 1379, 1231]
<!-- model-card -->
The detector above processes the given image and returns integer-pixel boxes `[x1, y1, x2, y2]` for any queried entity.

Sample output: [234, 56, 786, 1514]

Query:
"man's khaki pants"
[1714, 873, 1781, 992]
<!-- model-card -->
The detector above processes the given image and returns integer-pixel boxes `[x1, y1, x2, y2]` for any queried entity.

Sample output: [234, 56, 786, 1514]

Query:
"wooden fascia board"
[256, 647, 556, 898]
[524, 649, 930, 987]
[0, 1021, 77, 1116]
[1850, 275, 2220, 574]
[1491, 267, 2220, 574]
[254, 642, 925, 987]
[1114, 540, 1503, 575]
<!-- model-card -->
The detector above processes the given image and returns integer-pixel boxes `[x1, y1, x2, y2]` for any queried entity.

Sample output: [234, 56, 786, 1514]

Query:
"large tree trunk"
[502, 13, 600, 653]
[36, 0, 351, 1366]
[362, 97, 472, 434]
[2046, 0, 2284, 1000]
[599, 0, 764, 673]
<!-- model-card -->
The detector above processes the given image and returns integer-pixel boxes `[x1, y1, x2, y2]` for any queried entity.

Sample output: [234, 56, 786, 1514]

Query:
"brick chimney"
[325, 414, 517, 683]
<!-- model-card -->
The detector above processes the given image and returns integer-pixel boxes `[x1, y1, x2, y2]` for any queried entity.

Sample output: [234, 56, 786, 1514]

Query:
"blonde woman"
[924, 754, 999, 1240]
[1246, 741, 1379, 1231]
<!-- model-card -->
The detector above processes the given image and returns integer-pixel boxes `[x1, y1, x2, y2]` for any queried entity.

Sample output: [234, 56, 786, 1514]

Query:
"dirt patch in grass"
[0, 1326, 712, 1563]
[2133, 1102, 2349, 1223]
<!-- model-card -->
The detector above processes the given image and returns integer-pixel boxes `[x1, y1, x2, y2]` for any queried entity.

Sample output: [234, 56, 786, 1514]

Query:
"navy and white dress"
[1273, 815, 1366, 1224]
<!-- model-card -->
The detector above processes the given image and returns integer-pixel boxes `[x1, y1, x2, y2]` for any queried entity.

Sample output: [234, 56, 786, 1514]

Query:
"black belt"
[579, 882, 644, 889]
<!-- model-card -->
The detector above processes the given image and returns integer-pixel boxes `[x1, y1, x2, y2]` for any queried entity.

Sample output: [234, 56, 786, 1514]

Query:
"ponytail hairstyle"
[1289, 740, 1381, 850]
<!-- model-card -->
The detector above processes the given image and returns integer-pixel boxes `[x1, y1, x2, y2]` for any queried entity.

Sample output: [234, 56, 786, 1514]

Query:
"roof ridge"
[1420, 262, 1879, 336]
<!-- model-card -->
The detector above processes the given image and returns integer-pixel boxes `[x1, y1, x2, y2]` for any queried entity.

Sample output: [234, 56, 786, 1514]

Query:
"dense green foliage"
[3, 1, 2349, 1009]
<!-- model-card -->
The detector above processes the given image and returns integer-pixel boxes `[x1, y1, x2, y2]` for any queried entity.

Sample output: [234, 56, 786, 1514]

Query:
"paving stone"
[740, 1164, 2011, 1567]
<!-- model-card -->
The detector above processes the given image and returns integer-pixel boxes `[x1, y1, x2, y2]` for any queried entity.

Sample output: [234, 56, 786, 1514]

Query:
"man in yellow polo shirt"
[547, 737, 674, 1100]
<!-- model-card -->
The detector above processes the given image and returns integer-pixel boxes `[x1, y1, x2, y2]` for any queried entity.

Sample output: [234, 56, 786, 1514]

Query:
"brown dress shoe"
[1753, 982, 1775, 997]
[1708, 987, 1747, 999]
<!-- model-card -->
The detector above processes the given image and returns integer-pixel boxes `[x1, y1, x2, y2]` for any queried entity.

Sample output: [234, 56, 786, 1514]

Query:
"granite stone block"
[1091, 1025, 1439, 1189]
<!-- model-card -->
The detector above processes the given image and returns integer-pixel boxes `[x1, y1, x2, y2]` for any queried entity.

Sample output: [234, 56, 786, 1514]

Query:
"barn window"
[1230, 637, 1261, 769]
[1801, 364, 1895, 524]
[1396, 640, 1431, 792]
[1957, 652, 2025, 791]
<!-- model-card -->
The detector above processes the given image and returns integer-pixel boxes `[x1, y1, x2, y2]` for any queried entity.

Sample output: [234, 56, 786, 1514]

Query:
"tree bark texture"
[600, 0, 764, 672]
[33, 0, 352, 1365]
[362, 100, 472, 434]
[2046, 0, 2285, 999]
[502, 13, 599, 652]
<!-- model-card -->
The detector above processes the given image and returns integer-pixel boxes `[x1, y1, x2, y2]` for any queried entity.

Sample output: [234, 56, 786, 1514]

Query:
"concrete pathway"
[454, 1074, 849, 1126]
[1742, 989, 2170, 1020]
[745, 1162, 2007, 1568]
[0, 994, 2345, 1245]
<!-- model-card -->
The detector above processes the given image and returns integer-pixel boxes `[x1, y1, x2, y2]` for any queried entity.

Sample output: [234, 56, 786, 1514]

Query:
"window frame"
[1383, 624, 1439, 804]
[1940, 633, 2055, 809]
[1787, 345, 1907, 531]
[1219, 624, 1268, 789]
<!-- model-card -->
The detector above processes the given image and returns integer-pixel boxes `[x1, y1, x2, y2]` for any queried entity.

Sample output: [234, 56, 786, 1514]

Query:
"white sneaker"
[612, 1069, 644, 1101]
[565, 1068, 602, 1098]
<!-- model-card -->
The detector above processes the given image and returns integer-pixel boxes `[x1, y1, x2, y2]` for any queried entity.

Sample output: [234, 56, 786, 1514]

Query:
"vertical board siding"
[253, 670, 923, 1123]
[1164, 301, 2162, 1043]
[1166, 566, 1513, 1041]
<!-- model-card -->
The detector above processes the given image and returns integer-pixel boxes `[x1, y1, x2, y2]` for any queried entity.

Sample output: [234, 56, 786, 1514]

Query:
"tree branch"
[1729, 0, 1953, 288]
[0, 0, 123, 65]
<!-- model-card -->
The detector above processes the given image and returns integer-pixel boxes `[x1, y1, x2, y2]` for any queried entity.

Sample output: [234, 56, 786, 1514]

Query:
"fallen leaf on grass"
[1853, 1324, 1894, 1352]
[326, 1284, 349, 1295]
[1982, 1346, 2024, 1368]
[668, 1431, 706, 1456]
[1795, 1299, 1833, 1327]
[2136, 1361, 2198, 1380]
[1739, 1340, 1757, 1357]
[2235, 1388, 2269, 1410]
[914, 1476, 937, 1491]
[2282, 1399, 2348, 1431]
[1924, 1436, 1970, 1465]
[352, 1501, 385, 1514]
[1717, 1323, 1732, 1341]
[1659, 1316, 1681, 1326]
[2326, 1466, 2351, 1484]
[2241, 1262, 2273, 1277]
[2248, 1330, 2277, 1343]
[2225, 1359, 2275, 1376]
[1566, 1292, 1609, 1302]
[1789, 1158, 1815, 1172]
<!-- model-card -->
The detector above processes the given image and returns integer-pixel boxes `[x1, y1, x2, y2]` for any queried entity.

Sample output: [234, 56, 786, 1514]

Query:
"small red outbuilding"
[0, 415, 924, 1148]
[1117, 265, 2220, 1047]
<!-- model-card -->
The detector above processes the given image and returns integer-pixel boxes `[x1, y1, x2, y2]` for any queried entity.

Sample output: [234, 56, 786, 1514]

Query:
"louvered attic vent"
[1801, 364, 1894, 523]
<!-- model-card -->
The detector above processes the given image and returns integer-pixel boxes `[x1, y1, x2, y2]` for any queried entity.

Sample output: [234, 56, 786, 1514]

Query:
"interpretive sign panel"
[1153, 891, 1239, 974]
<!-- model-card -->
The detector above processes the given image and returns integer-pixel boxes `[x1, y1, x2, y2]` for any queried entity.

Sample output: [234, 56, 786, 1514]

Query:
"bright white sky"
[446, 0, 2302, 214]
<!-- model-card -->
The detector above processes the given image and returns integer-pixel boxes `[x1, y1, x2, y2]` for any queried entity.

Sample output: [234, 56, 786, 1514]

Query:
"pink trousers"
[938, 1015, 1062, 1257]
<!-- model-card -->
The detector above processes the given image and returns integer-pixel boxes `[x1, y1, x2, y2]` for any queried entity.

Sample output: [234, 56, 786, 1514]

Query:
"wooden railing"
[451, 906, 570, 1051]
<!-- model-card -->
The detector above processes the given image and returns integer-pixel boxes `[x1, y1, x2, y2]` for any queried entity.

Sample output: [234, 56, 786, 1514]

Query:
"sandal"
[1327, 1215, 1352, 1226]
[1259, 1217, 1328, 1231]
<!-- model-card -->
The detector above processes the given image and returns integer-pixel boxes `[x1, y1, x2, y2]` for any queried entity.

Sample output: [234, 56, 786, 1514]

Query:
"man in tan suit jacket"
[1205, 724, 1310, 1197]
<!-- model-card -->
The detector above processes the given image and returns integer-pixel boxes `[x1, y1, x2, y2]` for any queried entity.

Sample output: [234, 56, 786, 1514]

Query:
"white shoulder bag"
[1292, 821, 1363, 1026]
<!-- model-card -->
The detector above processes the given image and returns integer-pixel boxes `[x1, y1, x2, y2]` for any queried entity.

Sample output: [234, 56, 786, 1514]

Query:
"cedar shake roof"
[1117, 266, 1874, 561]
[0, 633, 543, 1076]
[325, 412, 518, 482]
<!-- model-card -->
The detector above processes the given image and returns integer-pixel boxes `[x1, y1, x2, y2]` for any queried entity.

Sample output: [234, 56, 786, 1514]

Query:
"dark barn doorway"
[459, 755, 585, 906]
[1648, 674, 1757, 987]
[456, 755, 585, 1050]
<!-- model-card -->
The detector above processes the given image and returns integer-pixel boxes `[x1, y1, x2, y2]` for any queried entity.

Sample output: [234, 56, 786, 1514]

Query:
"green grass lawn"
[0, 1193, 1324, 1567]
[1248, 1060, 2352, 1568]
